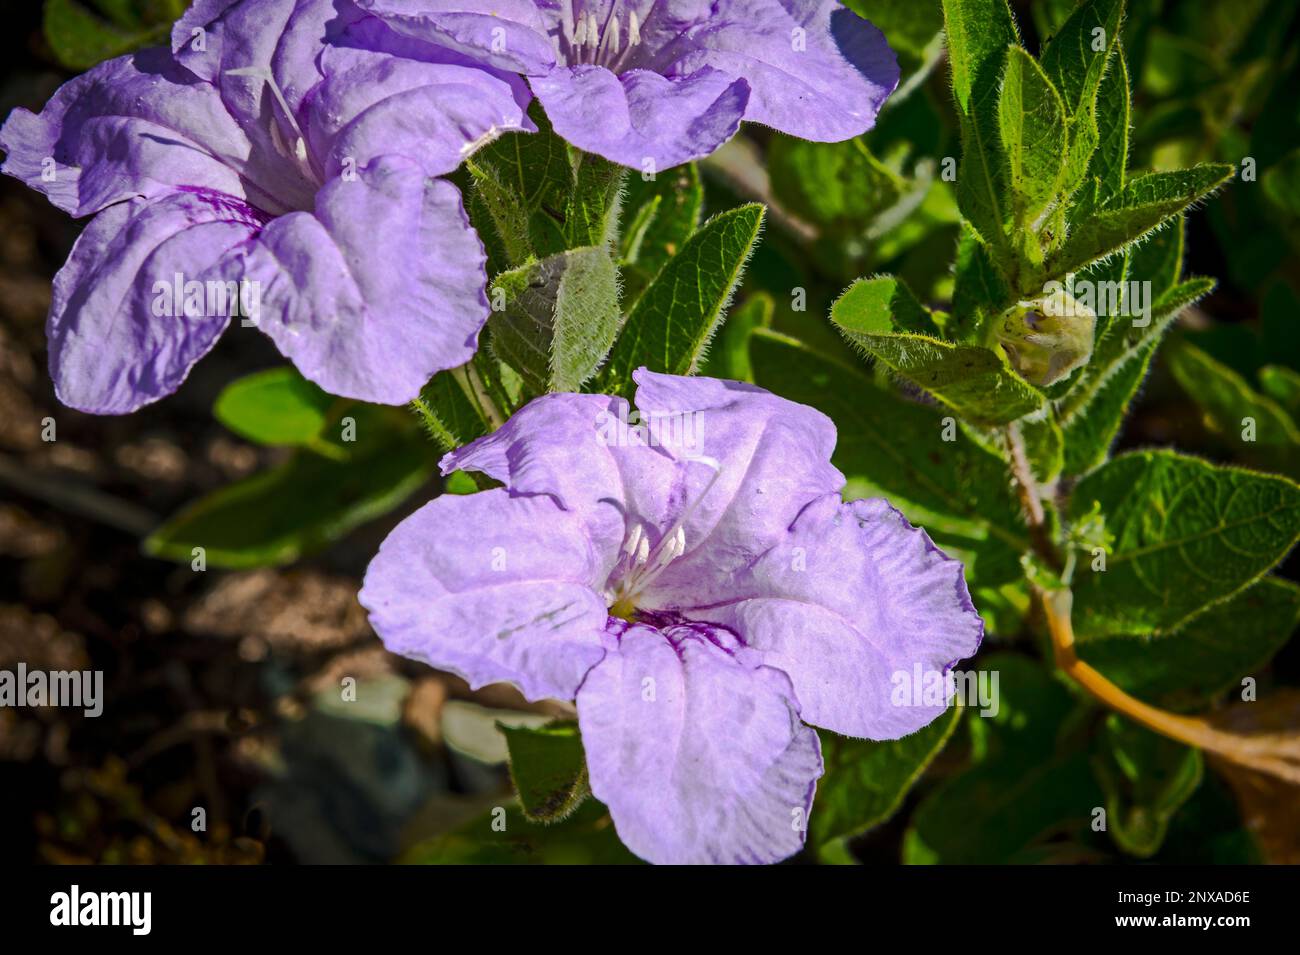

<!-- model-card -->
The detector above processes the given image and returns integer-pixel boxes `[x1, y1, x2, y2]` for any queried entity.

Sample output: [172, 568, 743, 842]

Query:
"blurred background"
[1, 0, 1298, 864]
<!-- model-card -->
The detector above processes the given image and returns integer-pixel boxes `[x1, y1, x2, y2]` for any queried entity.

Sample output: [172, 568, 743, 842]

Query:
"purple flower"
[357, 0, 900, 169]
[0, 0, 534, 414]
[360, 370, 982, 864]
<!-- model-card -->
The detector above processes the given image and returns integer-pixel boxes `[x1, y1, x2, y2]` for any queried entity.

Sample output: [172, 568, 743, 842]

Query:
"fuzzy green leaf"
[601, 204, 764, 395]
[942, 0, 1018, 249]
[832, 277, 1044, 424]
[1069, 451, 1300, 639]
[1091, 716, 1202, 858]
[904, 654, 1102, 864]
[812, 705, 962, 859]
[998, 46, 1068, 228]
[941, 0, 1019, 116]
[1049, 165, 1234, 276]
[500, 720, 590, 823]
[1080, 578, 1300, 711]
[488, 245, 622, 394]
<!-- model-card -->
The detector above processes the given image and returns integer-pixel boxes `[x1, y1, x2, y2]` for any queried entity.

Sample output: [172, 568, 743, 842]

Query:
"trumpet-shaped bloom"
[361, 370, 982, 864]
[358, 0, 900, 168]
[0, 0, 533, 413]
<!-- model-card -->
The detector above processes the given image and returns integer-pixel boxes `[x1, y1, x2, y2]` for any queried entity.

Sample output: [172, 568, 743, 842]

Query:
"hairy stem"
[1003, 426, 1300, 783]
[451, 362, 505, 432]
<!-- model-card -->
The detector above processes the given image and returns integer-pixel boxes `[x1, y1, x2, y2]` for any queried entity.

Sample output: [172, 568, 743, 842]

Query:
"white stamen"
[635, 533, 651, 567]
[622, 521, 645, 558]
[628, 10, 641, 46]
[607, 15, 621, 53]
[227, 66, 314, 176]
[657, 526, 686, 567]
[586, 13, 601, 47]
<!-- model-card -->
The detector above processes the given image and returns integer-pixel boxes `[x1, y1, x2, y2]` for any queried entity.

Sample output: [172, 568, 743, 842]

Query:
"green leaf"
[404, 799, 640, 865]
[1091, 716, 1203, 858]
[941, 0, 1018, 117]
[767, 134, 904, 230]
[1166, 337, 1300, 455]
[565, 151, 625, 249]
[1080, 578, 1300, 711]
[698, 292, 774, 382]
[1087, 42, 1131, 203]
[1069, 450, 1300, 639]
[43, 0, 178, 70]
[831, 277, 1045, 424]
[950, 223, 1012, 342]
[1038, 0, 1125, 196]
[749, 330, 1029, 581]
[812, 705, 961, 859]
[1039, 0, 1125, 117]
[998, 47, 1068, 229]
[601, 204, 764, 395]
[903, 653, 1102, 864]
[1048, 164, 1234, 276]
[1060, 336, 1155, 476]
[145, 407, 436, 568]
[411, 371, 487, 455]
[467, 106, 574, 263]
[499, 720, 590, 823]
[488, 245, 622, 394]
[942, 0, 1018, 250]
[213, 367, 334, 447]
[1261, 365, 1300, 413]
[619, 164, 704, 298]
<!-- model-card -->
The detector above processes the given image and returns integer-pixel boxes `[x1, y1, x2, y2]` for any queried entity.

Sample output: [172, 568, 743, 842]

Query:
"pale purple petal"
[173, 0, 348, 214]
[629, 369, 845, 607]
[693, 495, 983, 740]
[669, 0, 899, 141]
[578, 621, 822, 864]
[0, 49, 251, 217]
[355, 0, 557, 73]
[360, 488, 610, 701]
[441, 391, 681, 564]
[530, 65, 748, 169]
[47, 190, 262, 415]
[308, 44, 532, 179]
[236, 156, 488, 404]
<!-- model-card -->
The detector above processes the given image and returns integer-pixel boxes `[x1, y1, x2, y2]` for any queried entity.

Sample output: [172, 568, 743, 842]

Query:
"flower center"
[557, 3, 645, 71]
[605, 455, 722, 619]
[227, 66, 323, 193]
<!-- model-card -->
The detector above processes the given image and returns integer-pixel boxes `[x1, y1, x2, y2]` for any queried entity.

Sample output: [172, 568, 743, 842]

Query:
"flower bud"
[997, 285, 1096, 386]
